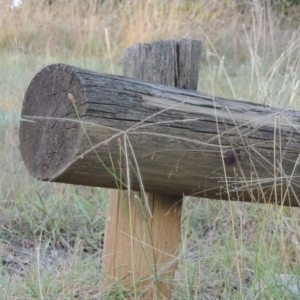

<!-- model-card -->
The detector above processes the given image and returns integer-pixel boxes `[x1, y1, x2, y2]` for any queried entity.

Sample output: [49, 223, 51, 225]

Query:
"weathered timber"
[123, 39, 201, 89]
[20, 63, 300, 206]
[103, 39, 201, 299]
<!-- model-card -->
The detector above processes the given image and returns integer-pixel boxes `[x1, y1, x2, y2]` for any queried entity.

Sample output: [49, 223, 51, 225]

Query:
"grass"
[1, 0, 300, 299]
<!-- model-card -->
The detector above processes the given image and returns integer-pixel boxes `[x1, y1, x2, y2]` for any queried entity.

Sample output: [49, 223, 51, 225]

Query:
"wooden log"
[103, 39, 201, 299]
[19, 62, 300, 207]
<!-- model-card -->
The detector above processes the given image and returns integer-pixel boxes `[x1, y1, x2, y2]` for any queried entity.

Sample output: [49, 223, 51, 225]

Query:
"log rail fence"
[19, 39, 300, 299]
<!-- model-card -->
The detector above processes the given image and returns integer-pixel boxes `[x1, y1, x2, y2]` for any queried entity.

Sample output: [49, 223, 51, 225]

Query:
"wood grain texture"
[102, 39, 200, 299]
[19, 62, 300, 206]
[123, 39, 201, 89]
[103, 190, 182, 298]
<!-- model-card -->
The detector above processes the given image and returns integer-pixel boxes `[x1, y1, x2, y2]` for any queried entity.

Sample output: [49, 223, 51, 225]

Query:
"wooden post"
[103, 39, 202, 299]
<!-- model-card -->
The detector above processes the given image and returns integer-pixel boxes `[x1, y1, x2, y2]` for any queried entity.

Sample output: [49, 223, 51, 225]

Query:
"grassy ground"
[1, 0, 300, 299]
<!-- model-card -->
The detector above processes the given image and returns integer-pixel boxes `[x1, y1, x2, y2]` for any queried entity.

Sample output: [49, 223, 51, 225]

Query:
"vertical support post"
[103, 39, 202, 299]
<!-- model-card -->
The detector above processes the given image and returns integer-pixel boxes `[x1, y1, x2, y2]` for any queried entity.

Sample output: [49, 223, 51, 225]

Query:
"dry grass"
[1, 0, 299, 62]
[1, 0, 300, 299]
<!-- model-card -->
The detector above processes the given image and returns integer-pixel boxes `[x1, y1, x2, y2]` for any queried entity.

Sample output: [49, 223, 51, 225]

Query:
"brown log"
[19, 63, 300, 206]
[103, 39, 201, 299]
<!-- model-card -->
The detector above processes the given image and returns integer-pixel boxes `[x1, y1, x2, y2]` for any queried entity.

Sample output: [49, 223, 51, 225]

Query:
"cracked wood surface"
[20, 63, 300, 206]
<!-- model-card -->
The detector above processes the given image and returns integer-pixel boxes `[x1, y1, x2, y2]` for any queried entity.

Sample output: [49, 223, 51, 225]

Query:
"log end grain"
[19, 64, 85, 181]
